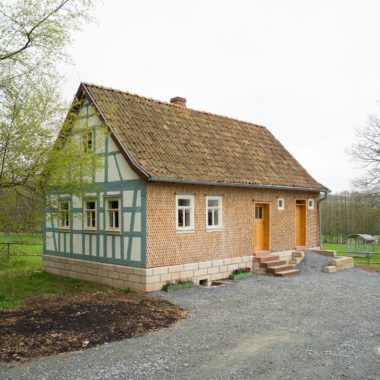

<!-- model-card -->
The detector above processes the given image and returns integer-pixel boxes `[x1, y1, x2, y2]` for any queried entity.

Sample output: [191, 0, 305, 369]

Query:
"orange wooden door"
[254, 204, 269, 251]
[295, 203, 306, 246]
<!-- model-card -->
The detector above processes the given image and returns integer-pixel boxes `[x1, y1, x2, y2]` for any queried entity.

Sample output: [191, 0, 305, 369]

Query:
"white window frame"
[277, 197, 285, 211]
[206, 196, 222, 230]
[59, 200, 70, 229]
[105, 197, 120, 231]
[308, 198, 314, 209]
[176, 195, 194, 231]
[84, 199, 97, 230]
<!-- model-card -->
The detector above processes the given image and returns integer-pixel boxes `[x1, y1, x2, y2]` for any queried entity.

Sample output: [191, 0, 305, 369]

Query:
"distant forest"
[320, 192, 380, 243]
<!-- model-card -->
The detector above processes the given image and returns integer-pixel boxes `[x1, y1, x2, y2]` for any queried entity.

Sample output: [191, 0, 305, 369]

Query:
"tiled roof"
[80, 83, 327, 191]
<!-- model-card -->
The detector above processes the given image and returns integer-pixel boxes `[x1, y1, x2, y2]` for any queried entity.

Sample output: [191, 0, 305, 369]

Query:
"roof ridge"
[82, 82, 266, 130]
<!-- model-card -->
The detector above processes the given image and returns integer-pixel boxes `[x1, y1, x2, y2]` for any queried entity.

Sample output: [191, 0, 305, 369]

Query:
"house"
[42, 83, 328, 291]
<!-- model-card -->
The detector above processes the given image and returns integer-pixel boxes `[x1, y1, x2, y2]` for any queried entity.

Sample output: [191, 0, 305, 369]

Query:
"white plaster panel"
[65, 234, 70, 253]
[133, 212, 141, 232]
[72, 195, 81, 208]
[84, 234, 90, 255]
[73, 234, 82, 254]
[59, 234, 64, 253]
[95, 166, 104, 183]
[73, 214, 82, 230]
[106, 236, 113, 258]
[136, 190, 141, 207]
[99, 211, 104, 230]
[94, 128, 105, 153]
[117, 154, 139, 180]
[108, 137, 119, 153]
[123, 212, 132, 232]
[124, 237, 129, 259]
[107, 155, 119, 182]
[115, 236, 121, 259]
[46, 232, 54, 251]
[130, 237, 141, 261]
[45, 217, 52, 229]
[123, 191, 134, 207]
[99, 235, 104, 257]
[88, 113, 101, 127]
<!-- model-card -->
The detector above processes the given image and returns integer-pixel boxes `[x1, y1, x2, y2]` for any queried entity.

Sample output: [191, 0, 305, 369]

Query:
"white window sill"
[84, 228, 97, 233]
[176, 229, 195, 234]
[105, 229, 121, 235]
[59, 227, 70, 232]
[206, 227, 223, 232]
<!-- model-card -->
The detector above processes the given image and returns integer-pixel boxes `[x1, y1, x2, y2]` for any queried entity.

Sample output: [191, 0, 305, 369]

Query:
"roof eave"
[147, 176, 330, 193]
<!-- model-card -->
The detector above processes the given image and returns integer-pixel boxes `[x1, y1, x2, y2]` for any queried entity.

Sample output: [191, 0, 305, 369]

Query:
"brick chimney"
[170, 96, 187, 108]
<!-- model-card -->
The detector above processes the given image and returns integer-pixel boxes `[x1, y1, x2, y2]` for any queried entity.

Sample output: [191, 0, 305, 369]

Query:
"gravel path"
[1, 251, 380, 380]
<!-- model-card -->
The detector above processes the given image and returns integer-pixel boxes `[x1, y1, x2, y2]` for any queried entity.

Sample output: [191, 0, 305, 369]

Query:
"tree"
[0, 0, 98, 231]
[351, 111, 380, 194]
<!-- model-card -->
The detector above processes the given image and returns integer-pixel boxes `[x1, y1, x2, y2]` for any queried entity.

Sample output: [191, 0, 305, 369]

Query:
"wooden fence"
[0, 241, 42, 262]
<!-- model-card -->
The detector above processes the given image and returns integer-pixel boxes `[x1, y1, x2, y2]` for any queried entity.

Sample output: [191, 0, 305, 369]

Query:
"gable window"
[176, 195, 194, 231]
[84, 200, 96, 230]
[59, 200, 70, 229]
[84, 129, 93, 152]
[206, 196, 222, 229]
[277, 197, 285, 211]
[308, 198, 314, 209]
[106, 198, 120, 231]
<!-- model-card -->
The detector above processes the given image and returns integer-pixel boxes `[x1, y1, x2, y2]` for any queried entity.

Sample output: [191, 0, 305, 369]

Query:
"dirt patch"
[355, 264, 380, 273]
[0, 291, 186, 363]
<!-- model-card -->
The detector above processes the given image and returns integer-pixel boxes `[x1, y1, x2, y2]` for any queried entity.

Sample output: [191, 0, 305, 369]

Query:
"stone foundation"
[43, 254, 254, 292]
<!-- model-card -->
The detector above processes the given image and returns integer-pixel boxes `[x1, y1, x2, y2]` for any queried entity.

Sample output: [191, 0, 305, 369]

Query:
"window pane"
[109, 200, 119, 209]
[87, 201, 95, 210]
[114, 211, 119, 228]
[208, 199, 218, 207]
[208, 210, 213, 226]
[214, 210, 219, 226]
[178, 209, 184, 227]
[178, 198, 190, 206]
[184, 209, 190, 227]
[61, 202, 69, 211]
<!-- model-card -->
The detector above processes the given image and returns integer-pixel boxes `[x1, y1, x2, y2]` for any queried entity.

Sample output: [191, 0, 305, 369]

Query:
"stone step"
[266, 264, 295, 274]
[274, 269, 301, 277]
[255, 255, 280, 264]
[292, 251, 304, 258]
[260, 259, 286, 268]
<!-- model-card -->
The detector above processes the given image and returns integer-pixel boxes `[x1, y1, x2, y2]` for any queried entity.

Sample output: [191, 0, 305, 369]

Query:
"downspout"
[318, 190, 329, 248]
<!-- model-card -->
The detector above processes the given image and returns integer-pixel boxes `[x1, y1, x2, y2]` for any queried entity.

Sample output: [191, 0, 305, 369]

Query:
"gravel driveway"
[1, 252, 380, 380]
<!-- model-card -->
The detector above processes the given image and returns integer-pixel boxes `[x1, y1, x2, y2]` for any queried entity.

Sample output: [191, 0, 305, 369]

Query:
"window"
[277, 197, 285, 211]
[106, 198, 120, 230]
[308, 198, 314, 209]
[84, 200, 96, 230]
[59, 200, 70, 229]
[176, 195, 194, 231]
[206, 196, 222, 229]
[255, 205, 263, 219]
[84, 129, 93, 152]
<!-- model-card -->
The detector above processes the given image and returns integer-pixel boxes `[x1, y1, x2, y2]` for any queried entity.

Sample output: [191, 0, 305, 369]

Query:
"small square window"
[277, 197, 285, 211]
[308, 199, 314, 209]
[206, 196, 222, 229]
[176, 195, 194, 231]
[83, 129, 93, 152]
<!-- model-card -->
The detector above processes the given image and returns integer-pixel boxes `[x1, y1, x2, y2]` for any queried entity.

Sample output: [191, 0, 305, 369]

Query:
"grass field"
[322, 243, 380, 265]
[0, 233, 108, 310]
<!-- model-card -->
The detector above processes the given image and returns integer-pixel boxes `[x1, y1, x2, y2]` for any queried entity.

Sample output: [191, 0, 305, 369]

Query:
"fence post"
[7, 242, 10, 263]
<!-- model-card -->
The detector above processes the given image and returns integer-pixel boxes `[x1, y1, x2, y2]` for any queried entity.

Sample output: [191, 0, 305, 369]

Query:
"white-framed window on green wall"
[106, 198, 120, 231]
[59, 200, 70, 229]
[84, 199, 96, 230]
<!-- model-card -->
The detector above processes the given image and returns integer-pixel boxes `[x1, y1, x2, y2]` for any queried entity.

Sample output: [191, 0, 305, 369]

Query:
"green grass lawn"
[0, 233, 109, 310]
[322, 243, 380, 265]
[0, 232, 43, 256]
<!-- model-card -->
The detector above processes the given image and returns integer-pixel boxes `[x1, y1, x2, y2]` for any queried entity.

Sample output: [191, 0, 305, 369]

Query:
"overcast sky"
[61, 0, 380, 193]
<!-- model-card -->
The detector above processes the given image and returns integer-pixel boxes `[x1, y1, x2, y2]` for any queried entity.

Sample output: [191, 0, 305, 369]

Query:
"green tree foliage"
[321, 192, 380, 243]
[0, 0, 98, 231]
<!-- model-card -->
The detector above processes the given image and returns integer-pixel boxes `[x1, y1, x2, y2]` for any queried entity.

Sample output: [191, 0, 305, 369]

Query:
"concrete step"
[292, 251, 305, 258]
[274, 269, 301, 277]
[266, 264, 295, 274]
[255, 255, 280, 264]
[260, 259, 286, 268]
